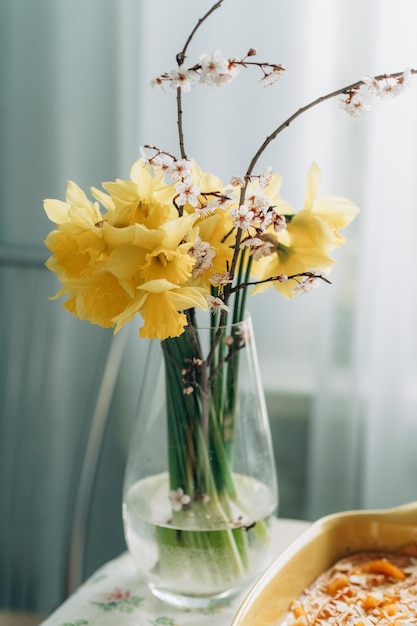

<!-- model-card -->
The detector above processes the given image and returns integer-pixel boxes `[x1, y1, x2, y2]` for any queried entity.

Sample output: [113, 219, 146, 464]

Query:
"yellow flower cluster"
[251, 163, 359, 297]
[44, 159, 358, 340]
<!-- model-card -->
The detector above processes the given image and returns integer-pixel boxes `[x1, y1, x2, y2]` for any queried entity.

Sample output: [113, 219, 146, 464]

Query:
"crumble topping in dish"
[281, 548, 417, 625]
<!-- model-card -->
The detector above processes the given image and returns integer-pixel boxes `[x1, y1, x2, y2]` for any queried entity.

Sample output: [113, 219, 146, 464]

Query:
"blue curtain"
[0, 0, 142, 614]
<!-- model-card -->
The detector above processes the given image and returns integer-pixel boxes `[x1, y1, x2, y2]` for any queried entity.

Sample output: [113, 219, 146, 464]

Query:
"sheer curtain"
[305, 0, 417, 518]
[3, 6, 417, 607]
[138, 0, 417, 519]
[1, 0, 143, 611]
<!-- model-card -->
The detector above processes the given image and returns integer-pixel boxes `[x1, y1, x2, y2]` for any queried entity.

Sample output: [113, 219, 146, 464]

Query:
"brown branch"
[229, 271, 332, 294]
[176, 1, 224, 67]
[176, 85, 187, 160]
[245, 69, 417, 177]
[175, 1, 224, 158]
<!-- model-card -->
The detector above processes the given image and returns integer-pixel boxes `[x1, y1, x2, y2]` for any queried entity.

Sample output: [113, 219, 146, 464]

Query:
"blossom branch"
[175, 1, 224, 159]
[245, 69, 417, 177]
[228, 271, 332, 294]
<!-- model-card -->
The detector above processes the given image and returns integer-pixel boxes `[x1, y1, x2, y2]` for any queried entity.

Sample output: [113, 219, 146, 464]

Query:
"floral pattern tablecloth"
[40, 519, 310, 626]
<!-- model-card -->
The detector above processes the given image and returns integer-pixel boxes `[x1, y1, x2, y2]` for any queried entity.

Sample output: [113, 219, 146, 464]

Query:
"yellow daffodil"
[140, 246, 195, 284]
[92, 158, 177, 229]
[306, 163, 360, 245]
[45, 228, 106, 279]
[44, 182, 106, 279]
[60, 271, 133, 328]
[44, 157, 359, 335]
[112, 279, 208, 340]
[106, 213, 199, 289]
[44, 181, 103, 228]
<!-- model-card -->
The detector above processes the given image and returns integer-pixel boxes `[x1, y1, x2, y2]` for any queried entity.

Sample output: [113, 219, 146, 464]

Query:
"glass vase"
[122, 313, 278, 609]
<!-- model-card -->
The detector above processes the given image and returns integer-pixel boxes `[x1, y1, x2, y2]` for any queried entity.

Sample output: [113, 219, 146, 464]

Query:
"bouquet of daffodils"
[43, 16, 414, 340]
[43, 0, 414, 603]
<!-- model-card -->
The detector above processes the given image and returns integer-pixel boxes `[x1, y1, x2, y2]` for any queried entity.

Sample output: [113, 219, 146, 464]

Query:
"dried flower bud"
[247, 47, 257, 57]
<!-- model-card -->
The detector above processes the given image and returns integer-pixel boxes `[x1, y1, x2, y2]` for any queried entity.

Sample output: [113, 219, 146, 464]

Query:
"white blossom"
[241, 237, 262, 249]
[193, 203, 217, 218]
[361, 75, 381, 95]
[169, 65, 198, 92]
[199, 50, 236, 86]
[340, 92, 371, 117]
[259, 166, 273, 188]
[175, 181, 200, 207]
[188, 237, 216, 277]
[361, 69, 414, 101]
[169, 488, 191, 512]
[206, 294, 230, 313]
[379, 79, 407, 99]
[209, 271, 232, 285]
[154, 153, 175, 172]
[245, 189, 269, 213]
[167, 159, 193, 182]
[225, 57, 240, 80]
[230, 204, 255, 229]
[352, 70, 414, 109]
[271, 210, 287, 233]
[221, 187, 238, 203]
[230, 175, 246, 188]
[251, 240, 275, 260]
[150, 76, 166, 91]
[242, 190, 273, 233]
[253, 210, 273, 234]
[396, 67, 413, 89]
[198, 190, 236, 217]
[291, 271, 324, 295]
[258, 65, 285, 87]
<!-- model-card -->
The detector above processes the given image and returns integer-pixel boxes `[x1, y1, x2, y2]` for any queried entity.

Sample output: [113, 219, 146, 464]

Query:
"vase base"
[148, 582, 242, 610]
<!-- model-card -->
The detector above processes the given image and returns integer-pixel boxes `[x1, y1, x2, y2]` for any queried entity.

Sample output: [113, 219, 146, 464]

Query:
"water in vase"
[123, 472, 277, 605]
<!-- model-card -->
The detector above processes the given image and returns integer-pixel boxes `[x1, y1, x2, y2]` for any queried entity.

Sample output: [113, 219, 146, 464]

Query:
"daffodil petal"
[304, 162, 322, 211]
[43, 199, 70, 224]
[313, 196, 360, 228]
[167, 287, 209, 311]
[108, 244, 146, 280]
[161, 213, 199, 248]
[139, 293, 188, 339]
[138, 278, 179, 293]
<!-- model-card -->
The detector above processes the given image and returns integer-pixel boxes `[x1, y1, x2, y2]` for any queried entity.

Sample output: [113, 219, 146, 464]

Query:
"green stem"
[159, 316, 272, 589]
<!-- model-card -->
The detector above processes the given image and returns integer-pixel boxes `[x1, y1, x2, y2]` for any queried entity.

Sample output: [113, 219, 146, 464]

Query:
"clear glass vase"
[122, 313, 278, 609]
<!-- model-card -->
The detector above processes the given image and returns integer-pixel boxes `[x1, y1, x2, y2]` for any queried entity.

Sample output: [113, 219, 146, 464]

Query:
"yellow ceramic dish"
[232, 501, 417, 626]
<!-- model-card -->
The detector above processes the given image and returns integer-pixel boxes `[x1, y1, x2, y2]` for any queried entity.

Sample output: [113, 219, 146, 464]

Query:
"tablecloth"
[40, 518, 310, 626]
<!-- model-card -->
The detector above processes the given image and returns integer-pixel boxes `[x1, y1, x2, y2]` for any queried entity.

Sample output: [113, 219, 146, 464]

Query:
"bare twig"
[176, 1, 224, 67]
[176, 1, 224, 158]
[229, 271, 332, 294]
[245, 69, 417, 177]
